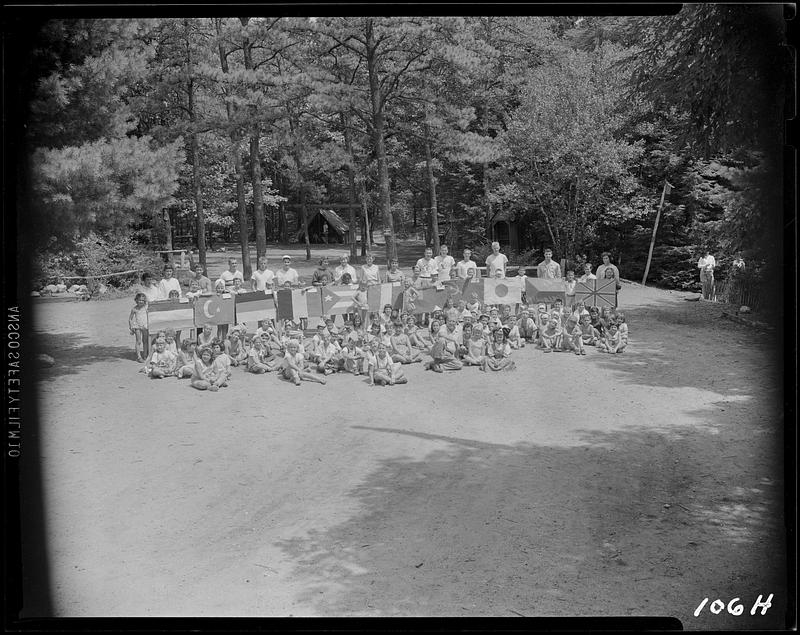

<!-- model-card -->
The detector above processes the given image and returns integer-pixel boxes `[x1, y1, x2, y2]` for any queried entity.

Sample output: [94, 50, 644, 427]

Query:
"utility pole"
[642, 181, 673, 287]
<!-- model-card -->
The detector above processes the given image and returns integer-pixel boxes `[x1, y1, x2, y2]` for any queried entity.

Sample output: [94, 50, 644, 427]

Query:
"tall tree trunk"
[163, 209, 173, 251]
[185, 19, 206, 269]
[300, 186, 311, 261]
[423, 122, 440, 253]
[216, 18, 251, 278]
[240, 17, 268, 260]
[278, 174, 288, 243]
[361, 185, 371, 256]
[365, 19, 396, 263]
[341, 112, 359, 263]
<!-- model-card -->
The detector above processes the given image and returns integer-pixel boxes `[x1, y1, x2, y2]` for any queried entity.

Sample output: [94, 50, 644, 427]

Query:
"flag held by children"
[574, 278, 617, 308]
[276, 287, 323, 320]
[483, 277, 522, 305]
[321, 284, 359, 316]
[367, 282, 402, 313]
[147, 299, 194, 331]
[194, 295, 235, 326]
[234, 291, 276, 330]
[525, 278, 566, 304]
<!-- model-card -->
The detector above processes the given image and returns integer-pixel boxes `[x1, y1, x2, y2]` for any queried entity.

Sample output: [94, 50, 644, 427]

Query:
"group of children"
[132, 291, 630, 389]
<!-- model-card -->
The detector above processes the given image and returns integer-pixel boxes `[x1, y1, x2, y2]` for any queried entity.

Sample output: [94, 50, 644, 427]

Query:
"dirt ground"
[22, 281, 788, 628]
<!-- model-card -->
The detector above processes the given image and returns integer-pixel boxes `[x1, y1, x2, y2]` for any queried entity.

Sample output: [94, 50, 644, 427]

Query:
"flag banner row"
[144, 279, 617, 329]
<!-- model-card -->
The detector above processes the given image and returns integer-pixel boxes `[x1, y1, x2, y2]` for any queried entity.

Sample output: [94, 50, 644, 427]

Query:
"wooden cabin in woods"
[294, 208, 351, 244]
[490, 209, 521, 252]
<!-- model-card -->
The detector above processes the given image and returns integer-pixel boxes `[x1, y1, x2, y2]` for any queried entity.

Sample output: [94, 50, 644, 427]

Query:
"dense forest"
[12, 9, 790, 298]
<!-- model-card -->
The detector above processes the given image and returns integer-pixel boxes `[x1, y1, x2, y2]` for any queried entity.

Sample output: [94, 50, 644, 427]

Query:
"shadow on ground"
[34, 332, 132, 381]
[273, 413, 785, 621]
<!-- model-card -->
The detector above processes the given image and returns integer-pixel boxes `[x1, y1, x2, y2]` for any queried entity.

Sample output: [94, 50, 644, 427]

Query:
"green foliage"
[31, 135, 185, 248]
[32, 231, 164, 290]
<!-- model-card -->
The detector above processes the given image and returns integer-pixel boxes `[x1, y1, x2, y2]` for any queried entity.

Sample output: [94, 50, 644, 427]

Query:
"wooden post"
[642, 181, 671, 287]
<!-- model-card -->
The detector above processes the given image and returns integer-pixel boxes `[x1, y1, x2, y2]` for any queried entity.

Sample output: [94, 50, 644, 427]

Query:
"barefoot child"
[175, 339, 197, 378]
[600, 322, 625, 354]
[191, 347, 224, 391]
[389, 321, 421, 364]
[485, 328, 516, 371]
[463, 322, 487, 368]
[146, 338, 177, 379]
[579, 313, 601, 347]
[562, 315, 586, 355]
[539, 315, 562, 353]
[370, 343, 408, 386]
[128, 292, 149, 362]
[341, 338, 365, 375]
[246, 336, 276, 374]
[281, 340, 327, 385]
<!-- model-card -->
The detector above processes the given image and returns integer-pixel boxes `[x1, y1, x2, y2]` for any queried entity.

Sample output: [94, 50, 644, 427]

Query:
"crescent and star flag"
[525, 278, 566, 305]
[193, 295, 235, 326]
[483, 277, 522, 305]
[275, 287, 323, 320]
[367, 282, 403, 313]
[146, 299, 194, 331]
[234, 291, 276, 330]
[321, 284, 359, 316]
[574, 278, 617, 308]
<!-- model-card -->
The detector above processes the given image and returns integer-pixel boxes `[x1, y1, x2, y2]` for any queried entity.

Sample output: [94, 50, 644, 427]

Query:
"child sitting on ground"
[390, 321, 421, 364]
[463, 322, 487, 368]
[210, 340, 231, 387]
[281, 339, 327, 386]
[589, 306, 605, 338]
[425, 336, 463, 373]
[341, 338, 364, 375]
[175, 339, 197, 378]
[579, 313, 601, 347]
[315, 332, 342, 375]
[615, 312, 629, 347]
[225, 329, 248, 366]
[562, 315, 586, 355]
[485, 328, 516, 372]
[146, 337, 177, 379]
[500, 305, 523, 349]
[600, 322, 626, 354]
[516, 308, 537, 344]
[191, 346, 224, 391]
[369, 343, 408, 386]
[246, 336, 276, 374]
[539, 315, 562, 353]
[197, 324, 215, 348]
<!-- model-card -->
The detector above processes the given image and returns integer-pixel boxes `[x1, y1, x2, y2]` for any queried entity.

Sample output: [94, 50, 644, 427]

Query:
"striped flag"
[367, 282, 403, 313]
[483, 278, 522, 306]
[275, 287, 323, 320]
[194, 295, 235, 326]
[234, 291, 277, 331]
[574, 278, 617, 308]
[146, 299, 194, 331]
[321, 284, 359, 316]
[525, 278, 566, 305]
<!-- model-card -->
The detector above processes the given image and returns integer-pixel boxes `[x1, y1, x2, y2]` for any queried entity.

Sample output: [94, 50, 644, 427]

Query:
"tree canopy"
[15, 9, 789, 289]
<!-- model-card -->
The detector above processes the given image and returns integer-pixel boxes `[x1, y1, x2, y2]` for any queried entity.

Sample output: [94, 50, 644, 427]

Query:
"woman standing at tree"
[359, 252, 381, 286]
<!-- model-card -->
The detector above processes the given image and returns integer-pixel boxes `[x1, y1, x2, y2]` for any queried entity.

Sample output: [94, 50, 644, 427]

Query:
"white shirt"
[697, 255, 716, 271]
[537, 259, 562, 280]
[415, 257, 437, 278]
[334, 264, 357, 283]
[139, 283, 161, 303]
[595, 263, 620, 282]
[455, 259, 478, 280]
[219, 269, 244, 286]
[157, 277, 182, 300]
[578, 272, 597, 283]
[251, 268, 275, 291]
[360, 264, 380, 284]
[434, 255, 455, 281]
[486, 252, 508, 278]
[275, 267, 300, 286]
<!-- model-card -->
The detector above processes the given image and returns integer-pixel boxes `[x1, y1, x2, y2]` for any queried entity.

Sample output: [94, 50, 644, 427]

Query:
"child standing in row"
[129, 293, 149, 362]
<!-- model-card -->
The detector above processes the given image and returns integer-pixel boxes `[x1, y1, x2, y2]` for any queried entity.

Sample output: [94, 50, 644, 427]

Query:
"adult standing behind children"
[434, 245, 455, 282]
[537, 248, 561, 280]
[334, 255, 357, 284]
[191, 265, 214, 293]
[219, 257, 244, 289]
[456, 248, 478, 281]
[312, 257, 334, 286]
[275, 255, 300, 287]
[157, 264, 182, 299]
[138, 272, 161, 303]
[486, 241, 508, 278]
[251, 256, 275, 292]
[697, 249, 716, 300]
[384, 258, 406, 283]
[578, 262, 596, 283]
[415, 247, 437, 280]
[595, 252, 620, 286]
[359, 252, 381, 286]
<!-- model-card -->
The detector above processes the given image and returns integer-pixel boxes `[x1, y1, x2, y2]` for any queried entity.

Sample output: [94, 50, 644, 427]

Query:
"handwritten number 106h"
[694, 594, 773, 617]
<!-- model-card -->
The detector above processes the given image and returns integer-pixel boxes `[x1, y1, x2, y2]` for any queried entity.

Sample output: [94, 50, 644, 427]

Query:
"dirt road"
[22, 283, 787, 628]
